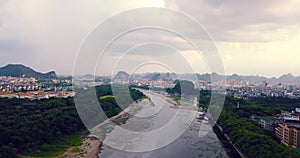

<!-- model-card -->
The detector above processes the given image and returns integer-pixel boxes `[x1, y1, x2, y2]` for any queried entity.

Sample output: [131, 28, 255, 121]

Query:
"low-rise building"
[0, 91, 17, 98]
[250, 115, 275, 131]
[259, 116, 275, 131]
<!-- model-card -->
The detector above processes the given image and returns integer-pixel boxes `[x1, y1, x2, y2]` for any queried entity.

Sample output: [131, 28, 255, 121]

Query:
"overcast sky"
[0, 0, 300, 77]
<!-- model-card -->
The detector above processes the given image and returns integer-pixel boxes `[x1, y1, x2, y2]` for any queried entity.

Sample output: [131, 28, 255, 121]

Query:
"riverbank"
[58, 97, 149, 158]
[213, 125, 246, 158]
[61, 103, 138, 157]
[91, 98, 149, 131]
[98, 90, 231, 157]
[165, 93, 241, 158]
[60, 137, 101, 158]
[19, 131, 85, 158]
[62, 99, 151, 157]
[165, 95, 200, 111]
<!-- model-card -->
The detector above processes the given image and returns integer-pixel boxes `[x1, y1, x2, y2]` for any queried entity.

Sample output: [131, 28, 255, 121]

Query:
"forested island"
[0, 85, 145, 157]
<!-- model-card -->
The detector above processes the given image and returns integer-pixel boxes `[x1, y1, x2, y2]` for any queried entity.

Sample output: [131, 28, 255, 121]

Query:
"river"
[96, 90, 229, 158]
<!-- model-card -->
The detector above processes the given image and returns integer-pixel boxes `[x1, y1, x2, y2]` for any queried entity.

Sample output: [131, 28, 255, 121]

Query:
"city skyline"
[2, 63, 300, 79]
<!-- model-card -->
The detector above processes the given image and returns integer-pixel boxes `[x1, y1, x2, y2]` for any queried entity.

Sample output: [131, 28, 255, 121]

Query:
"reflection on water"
[97, 90, 229, 158]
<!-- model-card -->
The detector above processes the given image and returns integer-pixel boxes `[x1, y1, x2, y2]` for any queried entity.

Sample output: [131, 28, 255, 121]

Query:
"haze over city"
[3, 1, 300, 158]
[0, 0, 300, 77]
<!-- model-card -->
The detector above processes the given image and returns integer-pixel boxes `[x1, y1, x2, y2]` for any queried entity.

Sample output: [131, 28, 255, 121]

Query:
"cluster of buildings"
[72, 73, 300, 101]
[218, 80, 300, 99]
[251, 108, 300, 148]
[0, 76, 72, 91]
[0, 76, 39, 91]
[131, 79, 300, 99]
[130, 79, 175, 88]
[0, 90, 75, 100]
[111, 77, 300, 99]
[0, 76, 74, 100]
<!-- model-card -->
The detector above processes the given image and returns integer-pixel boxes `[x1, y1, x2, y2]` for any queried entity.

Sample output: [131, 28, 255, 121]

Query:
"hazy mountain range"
[115, 72, 300, 85]
[1, 64, 300, 84]
[0, 64, 57, 79]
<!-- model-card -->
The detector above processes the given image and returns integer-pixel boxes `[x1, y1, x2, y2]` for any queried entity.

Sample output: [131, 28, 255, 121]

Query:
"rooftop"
[283, 117, 300, 121]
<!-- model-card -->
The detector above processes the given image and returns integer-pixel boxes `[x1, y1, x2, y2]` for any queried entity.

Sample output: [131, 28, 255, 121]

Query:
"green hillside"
[0, 64, 57, 79]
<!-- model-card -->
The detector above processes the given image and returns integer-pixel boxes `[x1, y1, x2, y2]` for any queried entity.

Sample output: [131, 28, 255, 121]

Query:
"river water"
[96, 90, 229, 158]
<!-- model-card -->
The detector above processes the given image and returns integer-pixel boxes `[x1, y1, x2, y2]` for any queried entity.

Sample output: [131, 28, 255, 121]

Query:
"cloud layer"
[0, 0, 299, 77]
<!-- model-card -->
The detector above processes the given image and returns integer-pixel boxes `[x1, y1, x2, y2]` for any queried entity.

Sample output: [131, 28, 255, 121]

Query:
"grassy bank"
[22, 130, 86, 157]
[169, 96, 181, 101]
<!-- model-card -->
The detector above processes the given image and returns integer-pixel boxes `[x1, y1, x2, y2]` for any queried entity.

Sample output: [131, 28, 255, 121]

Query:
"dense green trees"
[96, 85, 145, 117]
[95, 85, 113, 96]
[198, 90, 212, 109]
[166, 80, 197, 97]
[197, 91, 300, 157]
[0, 145, 16, 158]
[0, 85, 145, 156]
[218, 109, 300, 158]
[251, 96, 300, 115]
[0, 97, 85, 155]
[129, 88, 146, 101]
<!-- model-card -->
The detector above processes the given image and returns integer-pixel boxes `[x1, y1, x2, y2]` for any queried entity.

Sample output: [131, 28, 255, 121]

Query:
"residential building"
[250, 115, 275, 131]
[275, 123, 300, 148]
[259, 116, 275, 131]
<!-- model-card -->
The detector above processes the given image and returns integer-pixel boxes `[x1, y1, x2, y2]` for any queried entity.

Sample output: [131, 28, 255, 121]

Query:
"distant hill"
[144, 73, 161, 80]
[82, 74, 95, 79]
[114, 71, 129, 81]
[0, 64, 57, 79]
[129, 72, 300, 84]
[195, 73, 300, 84]
[82, 71, 300, 85]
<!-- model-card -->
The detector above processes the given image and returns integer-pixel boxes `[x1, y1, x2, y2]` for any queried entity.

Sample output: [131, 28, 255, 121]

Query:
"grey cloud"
[0, 0, 9, 6]
[0, 0, 299, 76]
[165, 0, 300, 42]
[0, 39, 36, 68]
[0, 39, 34, 53]
[104, 29, 195, 55]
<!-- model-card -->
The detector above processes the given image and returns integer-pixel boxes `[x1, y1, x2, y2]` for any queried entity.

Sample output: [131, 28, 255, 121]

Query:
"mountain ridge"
[128, 72, 300, 84]
[0, 64, 57, 79]
[2, 63, 300, 84]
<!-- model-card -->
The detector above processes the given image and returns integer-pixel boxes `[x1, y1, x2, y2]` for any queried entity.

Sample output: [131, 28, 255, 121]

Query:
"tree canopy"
[0, 85, 145, 156]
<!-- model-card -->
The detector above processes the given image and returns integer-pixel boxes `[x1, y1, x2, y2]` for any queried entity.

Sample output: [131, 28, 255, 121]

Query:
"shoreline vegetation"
[60, 87, 147, 158]
[167, 97, 242, 158]
[165, 81, 246, 158]
[59, 135, 102, 158]
[18, 130, 84, 158]
[64, 96, 150, 158]
[167, 95, 199, 110]
[213, 125, 244, 158]
[7, 82, 300, 158]
[63, 98, 148, 158]
[0, 85, 146, 157]
[0, 97, 86, 158]
[93, 90, 199, 156]
[207, 94, 300, 158]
